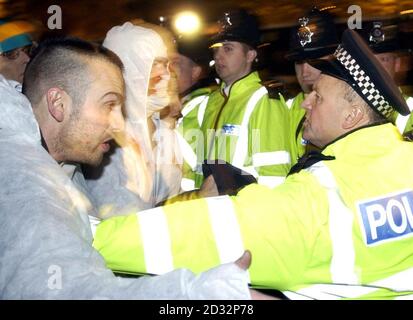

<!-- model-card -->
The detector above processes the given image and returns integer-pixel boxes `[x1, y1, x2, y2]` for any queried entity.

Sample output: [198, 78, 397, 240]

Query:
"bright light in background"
[174, 11, 201, 35]
[400, 9, 413, 15]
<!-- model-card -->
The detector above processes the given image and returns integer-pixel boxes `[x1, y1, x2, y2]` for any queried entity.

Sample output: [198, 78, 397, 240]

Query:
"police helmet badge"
[369, 22, 385, 44]
[217, 12, 234, 33]
[297, 17, 314, 47]
[285, 7, 339, 61]
[224, 12, 232, 27]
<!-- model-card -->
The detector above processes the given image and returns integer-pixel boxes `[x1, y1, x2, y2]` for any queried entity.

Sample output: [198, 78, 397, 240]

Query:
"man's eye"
[169, 62, 178, 71]
[104, 102, 118, 109]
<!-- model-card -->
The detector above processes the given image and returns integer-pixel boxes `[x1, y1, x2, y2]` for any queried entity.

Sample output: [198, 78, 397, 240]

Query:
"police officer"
[285, 7, 339, 160]
[188, 9, 293, 189]
[358, 20, 413, 134]
[172, 36, 214, 101]
[94, 29, 413, 299]
[171, 36, 217, 191]
[0, 19, 34, 89]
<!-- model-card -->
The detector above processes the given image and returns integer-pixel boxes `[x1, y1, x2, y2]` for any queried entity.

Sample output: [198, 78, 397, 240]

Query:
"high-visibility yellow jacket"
[181, 72, 293, 189]
[94, 123, 413, 299]
[176, 87, 212, 191]
[283, 92, 307, 163]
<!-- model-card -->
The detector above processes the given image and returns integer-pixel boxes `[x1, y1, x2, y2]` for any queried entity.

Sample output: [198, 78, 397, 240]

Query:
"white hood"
[0, 74, 40, 145]
[103, 22, 168, 150]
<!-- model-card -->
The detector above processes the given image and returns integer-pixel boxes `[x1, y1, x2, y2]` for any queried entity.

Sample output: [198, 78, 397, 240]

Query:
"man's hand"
[199, 174, 219, 197]
[235, 251, 279, 300]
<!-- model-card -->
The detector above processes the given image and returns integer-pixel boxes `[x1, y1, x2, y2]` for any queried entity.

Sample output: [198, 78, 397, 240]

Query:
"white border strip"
[307, 162, 359, 284]
[232, 86, 268, 168]
[257, 176, 286, 188]
[371, 267, 413, 292]
[197, 96, 209, 127]
[252, 151, 291, 167]
[181, 177, 195, 191]
[175, 130, 197, 170]
[181, 95, 207, 118]
[206, 196, 245, 264]
[137, 207, 173, 275]
[396, 97, 413, 133]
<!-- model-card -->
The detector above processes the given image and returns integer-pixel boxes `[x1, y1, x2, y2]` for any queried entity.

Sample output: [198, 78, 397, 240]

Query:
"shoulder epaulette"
[261, 80, 285, 99]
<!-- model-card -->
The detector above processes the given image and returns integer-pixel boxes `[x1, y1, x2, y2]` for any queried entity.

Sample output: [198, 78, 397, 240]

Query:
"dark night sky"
[1, 0, 411, 87]
[1, 0, 412, 40]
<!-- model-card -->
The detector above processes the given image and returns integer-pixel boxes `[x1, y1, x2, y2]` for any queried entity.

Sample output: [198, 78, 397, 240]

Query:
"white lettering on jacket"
[357, 190, 413, 246]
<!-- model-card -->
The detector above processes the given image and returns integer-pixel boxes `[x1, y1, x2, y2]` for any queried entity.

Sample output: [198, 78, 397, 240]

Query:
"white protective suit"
[0, 75, 250, 299]
[86, 22, 182, 218]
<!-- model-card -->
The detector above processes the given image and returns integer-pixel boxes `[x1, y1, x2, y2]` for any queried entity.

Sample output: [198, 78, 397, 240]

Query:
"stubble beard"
[55, 113, 103, 166]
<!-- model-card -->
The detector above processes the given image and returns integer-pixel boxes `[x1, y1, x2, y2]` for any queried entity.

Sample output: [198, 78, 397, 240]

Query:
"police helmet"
[176, 35, 210, 65]
[286, 7, 339, 61]
[209, 9, 261, 49]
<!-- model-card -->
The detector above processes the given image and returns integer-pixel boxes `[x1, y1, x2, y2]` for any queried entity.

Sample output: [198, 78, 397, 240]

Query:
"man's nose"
[110, 109, 125, 133]
[156, 60, 170, 77]
[213, 48, 223, 61]
[301, 91, 315, 110]
[302, 62, 312, 76]
[161, 63, 170, 77]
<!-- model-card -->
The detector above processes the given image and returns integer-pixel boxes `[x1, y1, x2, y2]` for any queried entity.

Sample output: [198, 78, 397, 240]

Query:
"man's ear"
[246, 49, 257, 64]
[46, 88, 67, 122]
[342, 105, 365, 130]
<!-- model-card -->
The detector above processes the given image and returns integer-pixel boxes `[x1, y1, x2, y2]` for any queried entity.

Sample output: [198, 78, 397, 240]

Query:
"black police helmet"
[210, 9, 261, 49]
[176, 36, 211, 65]
[286, 7, 339, 61]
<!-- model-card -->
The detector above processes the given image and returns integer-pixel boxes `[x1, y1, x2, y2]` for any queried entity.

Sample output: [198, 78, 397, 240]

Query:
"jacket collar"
[323, 123, 402, 159]
[220, 71, 260, 96]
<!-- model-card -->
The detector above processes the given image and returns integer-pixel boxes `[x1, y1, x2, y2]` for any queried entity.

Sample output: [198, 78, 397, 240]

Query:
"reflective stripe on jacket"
[395, 96, 413, 134]
[177, 89, 210, 190]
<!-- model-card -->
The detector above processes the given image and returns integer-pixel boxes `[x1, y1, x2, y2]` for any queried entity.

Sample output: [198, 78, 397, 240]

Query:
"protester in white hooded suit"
[86, 22, 183, 218]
